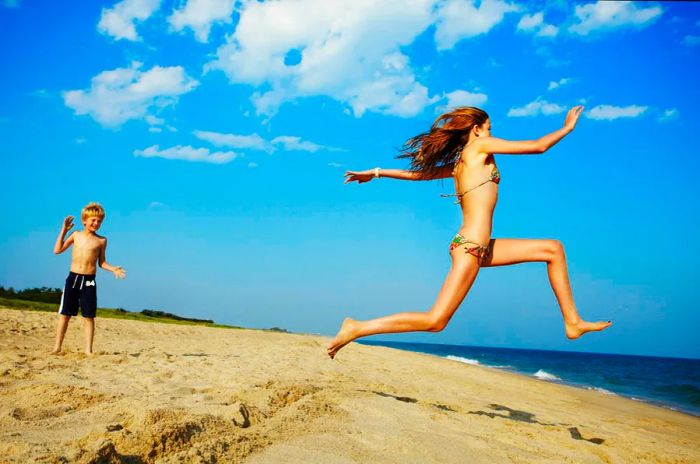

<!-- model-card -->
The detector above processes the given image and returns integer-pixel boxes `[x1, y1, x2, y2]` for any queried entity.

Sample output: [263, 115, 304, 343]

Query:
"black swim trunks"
[59, 272, 97, 318]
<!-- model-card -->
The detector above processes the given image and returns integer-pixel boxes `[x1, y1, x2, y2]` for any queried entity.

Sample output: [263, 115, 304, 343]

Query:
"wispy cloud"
[194, 130, 338, 153]
[683, 35, 700, 47]
[193, 131, 272, 152]
[547, 77, 572, 91]
[134, 145, 238, 164]
[586, 104, 647, 121]
[516, 11, 558, 38]
[98, 0, 161, 41]
[440, 89, 488, 111]
[2, 0, 20, 9]
[63, 62, 198, 127]
[434, 0, 520, 50]
[507, 98, 566, 117]
[657, 108, 679, 123]
[569, 1, 663, 36]
[270, 136, 326, 153]
[168, 0, 235, 42]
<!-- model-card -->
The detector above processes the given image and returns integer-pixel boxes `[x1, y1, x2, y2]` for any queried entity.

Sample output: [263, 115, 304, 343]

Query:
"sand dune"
[1, 307, 699, 463]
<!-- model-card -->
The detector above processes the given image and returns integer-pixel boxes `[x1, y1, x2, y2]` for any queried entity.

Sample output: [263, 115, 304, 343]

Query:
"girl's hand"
[564, 105, 584, 131]
[344, 170, 374, 184]
[112, 267, 126, 279]
[62, 216, 74, 232]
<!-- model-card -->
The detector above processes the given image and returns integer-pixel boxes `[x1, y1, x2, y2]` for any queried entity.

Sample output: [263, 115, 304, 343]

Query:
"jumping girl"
[328, 106, 612, 358]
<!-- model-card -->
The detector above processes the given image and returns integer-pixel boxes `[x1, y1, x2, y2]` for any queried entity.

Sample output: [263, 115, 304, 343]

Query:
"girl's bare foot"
[50, 348, 61, 355]
[565, 320, 612, 339]
[327, 318, 359, 359]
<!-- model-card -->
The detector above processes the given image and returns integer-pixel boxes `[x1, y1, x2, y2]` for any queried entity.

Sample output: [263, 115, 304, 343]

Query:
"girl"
[328, 106, 611, 358]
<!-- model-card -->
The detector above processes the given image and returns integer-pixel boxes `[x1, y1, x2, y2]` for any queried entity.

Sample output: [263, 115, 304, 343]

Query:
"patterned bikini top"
[441, 164, 501, 204]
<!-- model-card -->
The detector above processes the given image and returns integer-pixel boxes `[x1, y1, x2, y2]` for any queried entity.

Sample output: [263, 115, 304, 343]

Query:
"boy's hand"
[62, 216, 74, 232]
[112, 267, 126, 279]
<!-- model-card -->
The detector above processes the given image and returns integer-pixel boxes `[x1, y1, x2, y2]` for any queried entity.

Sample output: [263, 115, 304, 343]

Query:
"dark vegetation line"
[0, 285, 223, 327]
[0, 285, 291, 333]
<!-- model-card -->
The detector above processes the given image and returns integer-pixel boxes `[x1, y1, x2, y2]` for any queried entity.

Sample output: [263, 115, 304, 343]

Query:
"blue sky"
[1, 0, 698, 358]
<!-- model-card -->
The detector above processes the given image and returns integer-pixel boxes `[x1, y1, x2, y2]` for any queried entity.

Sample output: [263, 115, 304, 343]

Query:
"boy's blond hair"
[81, 202, 105, 221]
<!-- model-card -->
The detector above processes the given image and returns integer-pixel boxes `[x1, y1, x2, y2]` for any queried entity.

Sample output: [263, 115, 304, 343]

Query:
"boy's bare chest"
[75, 235, 102, 254]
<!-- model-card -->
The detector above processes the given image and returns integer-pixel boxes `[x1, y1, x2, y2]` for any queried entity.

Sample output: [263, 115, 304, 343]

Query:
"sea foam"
[446, 355, 480, 365]
[533, 369, 561, 381]
[586, 386, 617, 395]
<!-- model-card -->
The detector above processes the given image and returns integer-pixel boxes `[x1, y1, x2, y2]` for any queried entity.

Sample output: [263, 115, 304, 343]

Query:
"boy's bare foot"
[565, 320, 612, 340]
[84, 350, 94, 356]
[50, 348, 62, 355]
[327, 318, 358, 359]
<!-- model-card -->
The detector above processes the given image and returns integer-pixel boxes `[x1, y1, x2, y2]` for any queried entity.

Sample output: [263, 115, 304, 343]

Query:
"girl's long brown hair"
[397, 107, 489, 179]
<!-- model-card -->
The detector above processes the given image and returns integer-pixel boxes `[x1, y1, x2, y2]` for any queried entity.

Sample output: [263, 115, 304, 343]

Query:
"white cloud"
[145, 114, 164, 125]
[2, 0, 20, 8]
[193, 130, 336, 153]
[98, 0, 161, 41]
[547, 77, 572, 90]
[508, 98, 566, 117]
[193, 130, 272, 152]
[683, 35, 700, 47]
[76, 138, 87, 144]
[657, 108, 678, 123]
[149, 201, 165, 208]
[440, 89, 488, 111]
[434, 0, 520, 50]
[247, 162, 258, 168]
[271, 136, 325, 153]
[517, 11, 542, 30]
[328, 162, 344, 168]
[134, 145, 238, 164]
[148, 126, 162, 133]
[63, 62, 198, 127]
[586, 104, 647, 120]
[209, 0, 439, 118]
[537, 24, 559, 37]
[516, 11, 558, 38]
[569, 1, 663, 36]
[168, 0, 236, 42]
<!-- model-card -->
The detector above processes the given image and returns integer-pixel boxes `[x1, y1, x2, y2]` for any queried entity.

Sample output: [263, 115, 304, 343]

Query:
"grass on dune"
[0, 297, 242, 330]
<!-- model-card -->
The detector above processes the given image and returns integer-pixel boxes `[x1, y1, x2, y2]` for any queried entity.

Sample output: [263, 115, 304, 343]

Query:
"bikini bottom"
[449, 234, 492, 266]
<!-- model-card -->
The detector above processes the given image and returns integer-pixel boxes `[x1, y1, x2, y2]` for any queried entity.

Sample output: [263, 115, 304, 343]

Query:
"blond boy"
[52, 202, 126, 355]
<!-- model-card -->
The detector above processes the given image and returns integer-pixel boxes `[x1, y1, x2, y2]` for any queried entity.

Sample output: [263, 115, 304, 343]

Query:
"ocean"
[357, 340, 700, 416]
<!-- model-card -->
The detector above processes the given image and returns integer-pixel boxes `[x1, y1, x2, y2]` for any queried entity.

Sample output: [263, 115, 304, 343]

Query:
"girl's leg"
[483, 238, 611, 339]
[327, 254, 480, 358]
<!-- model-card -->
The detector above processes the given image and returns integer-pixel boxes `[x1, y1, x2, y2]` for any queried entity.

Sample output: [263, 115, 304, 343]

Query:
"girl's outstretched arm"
[344, 164, 454, 184]
[477, 106, 584, 155]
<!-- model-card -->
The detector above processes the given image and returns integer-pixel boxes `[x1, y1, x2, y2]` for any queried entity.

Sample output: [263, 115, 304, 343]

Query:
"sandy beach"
[1, 307, 698, 463]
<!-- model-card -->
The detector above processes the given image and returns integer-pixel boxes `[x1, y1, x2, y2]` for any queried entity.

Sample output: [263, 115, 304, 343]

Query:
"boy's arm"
[98, 238, 126, 279]
[53, 216, 75, 254]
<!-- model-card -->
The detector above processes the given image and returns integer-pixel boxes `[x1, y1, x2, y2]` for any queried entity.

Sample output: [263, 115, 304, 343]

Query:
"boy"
[52, 202, 126, 355]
